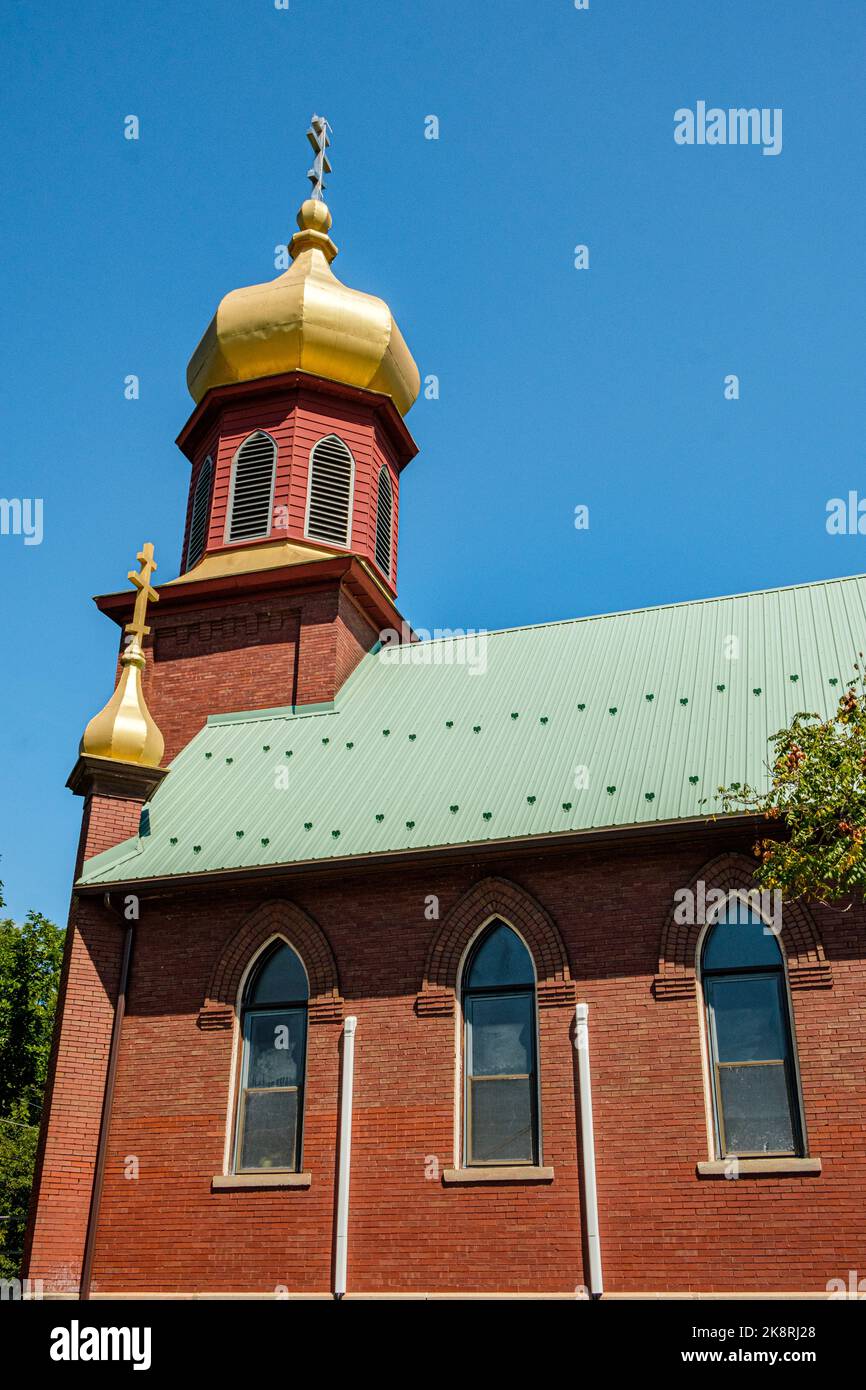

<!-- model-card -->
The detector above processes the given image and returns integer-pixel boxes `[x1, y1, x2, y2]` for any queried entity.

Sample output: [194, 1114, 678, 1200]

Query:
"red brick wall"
[112, 583, 380, 766]
[28, 835, 866, 1296]
[76, 794, 145, 869]
[142, 594, 300, 765]
[24, 898, 123, 1294]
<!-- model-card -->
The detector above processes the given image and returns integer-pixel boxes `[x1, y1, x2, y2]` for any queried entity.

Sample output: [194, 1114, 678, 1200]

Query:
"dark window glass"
[709, 974, 788, 1062]
[240, 1089, 299, 1171]
[702, 903, 783, 970]
[245, 1009, 306, 1088]
[468, 993, 533, 1076]
[466, 923, 534, 989]
[716, 1063, 796, 1155]
[469, 1076, 535, 1165]
[235, 943, 308, 1173]
[702, 908, 801, 1158]
[463, 922, 538, 1166]
[249, 946, 309, 1007]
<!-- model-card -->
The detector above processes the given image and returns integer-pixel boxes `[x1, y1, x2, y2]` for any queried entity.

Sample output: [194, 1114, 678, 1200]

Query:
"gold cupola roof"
[186, 195, 420, 416]
[80, 544, 165, 769]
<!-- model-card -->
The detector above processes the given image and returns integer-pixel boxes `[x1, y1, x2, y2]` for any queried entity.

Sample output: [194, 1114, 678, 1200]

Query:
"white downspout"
[334, 1015, 357, 1299]
[574, 1002, 604, 1298]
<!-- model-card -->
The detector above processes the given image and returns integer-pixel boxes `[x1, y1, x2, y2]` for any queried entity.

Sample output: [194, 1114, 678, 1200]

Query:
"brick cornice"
[93, 555, 406, 651]
[416, 876, 573, 1016]
[653, 851, 833, 999]
[199, 898, 343, 1029]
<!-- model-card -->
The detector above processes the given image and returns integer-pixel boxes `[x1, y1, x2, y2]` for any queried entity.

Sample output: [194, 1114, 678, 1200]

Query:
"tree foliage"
[0, 883, 65, 1278]
[713, 663, 866, 903]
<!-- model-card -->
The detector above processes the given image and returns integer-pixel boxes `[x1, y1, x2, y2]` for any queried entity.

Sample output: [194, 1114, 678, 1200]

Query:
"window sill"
[442, 1166, 554, 1185]
[211, 1172, 312, 1190]
[696, 1158, 822, 1178]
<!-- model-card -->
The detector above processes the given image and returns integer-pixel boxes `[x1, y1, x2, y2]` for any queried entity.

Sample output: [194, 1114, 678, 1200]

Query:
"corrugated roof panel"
[78, 573, 866, 886]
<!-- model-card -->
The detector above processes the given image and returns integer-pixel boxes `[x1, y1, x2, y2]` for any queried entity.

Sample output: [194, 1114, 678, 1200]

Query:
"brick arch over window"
[416, 877, 573, 1016]
[653, 852, 831, 1000]
[198, 899, 343, 1029]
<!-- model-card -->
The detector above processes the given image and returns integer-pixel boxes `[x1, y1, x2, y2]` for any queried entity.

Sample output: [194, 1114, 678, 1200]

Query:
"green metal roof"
[78, 573, 866, 887]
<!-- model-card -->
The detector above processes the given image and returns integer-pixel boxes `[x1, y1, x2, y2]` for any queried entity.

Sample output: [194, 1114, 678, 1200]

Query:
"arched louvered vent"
[227, 432, 276, 542]
[374, 467, 394, 578]
[185, 455, 213, 570]
[305, 435, 354, 547]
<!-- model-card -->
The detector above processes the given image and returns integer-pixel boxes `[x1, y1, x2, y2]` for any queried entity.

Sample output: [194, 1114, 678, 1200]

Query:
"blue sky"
[1, 0, 864, 922]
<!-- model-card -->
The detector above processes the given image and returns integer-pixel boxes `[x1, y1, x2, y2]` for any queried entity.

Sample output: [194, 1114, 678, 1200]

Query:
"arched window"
[234, 941, 308, 1173]
[374, 466, 394, 578]
[701, 903, 803, 1158]
[462, 921, 538, 1166]
[226, 432, 276, 543]
[185, 454, 213, 570]
[305, 435, 353, 547]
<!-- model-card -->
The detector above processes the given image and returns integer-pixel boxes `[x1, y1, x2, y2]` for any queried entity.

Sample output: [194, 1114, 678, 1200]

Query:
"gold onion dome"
[186, 197, 420, 416]
[80, 544, 165, 769]
[80, 639, 164, 768]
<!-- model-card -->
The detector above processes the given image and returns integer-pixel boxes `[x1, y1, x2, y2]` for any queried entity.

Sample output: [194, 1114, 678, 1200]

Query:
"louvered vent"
[374, 467, 394, 577]
[306, 436, 353, 547]
[227, 432, 276, 542]
[185, 455, 213, 570]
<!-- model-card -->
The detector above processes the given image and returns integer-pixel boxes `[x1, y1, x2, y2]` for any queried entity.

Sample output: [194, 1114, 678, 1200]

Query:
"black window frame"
[233, 942, 309, 1174]
[462, 921, 539, 1167]
[702, 914, 803, 1160]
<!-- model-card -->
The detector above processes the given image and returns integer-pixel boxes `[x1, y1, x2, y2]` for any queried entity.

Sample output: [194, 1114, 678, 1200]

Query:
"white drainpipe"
[334, 1015, 357, 1299]
[574, 1002, 604, 1298]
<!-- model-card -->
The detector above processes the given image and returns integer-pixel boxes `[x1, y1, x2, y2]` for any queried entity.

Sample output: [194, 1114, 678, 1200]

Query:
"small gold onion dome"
[80, 637, 164, 768]
[186, 198, 420, 415]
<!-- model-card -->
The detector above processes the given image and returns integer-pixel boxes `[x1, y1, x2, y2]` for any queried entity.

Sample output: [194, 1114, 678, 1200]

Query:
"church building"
[24, 123, 866, 1299]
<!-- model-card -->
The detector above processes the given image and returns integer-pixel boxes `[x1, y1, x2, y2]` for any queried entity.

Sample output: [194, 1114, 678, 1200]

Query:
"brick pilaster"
[22, 897, 122, 1293]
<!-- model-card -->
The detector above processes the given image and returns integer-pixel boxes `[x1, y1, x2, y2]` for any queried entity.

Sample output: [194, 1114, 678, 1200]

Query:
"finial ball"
[297, 198, 332, 234]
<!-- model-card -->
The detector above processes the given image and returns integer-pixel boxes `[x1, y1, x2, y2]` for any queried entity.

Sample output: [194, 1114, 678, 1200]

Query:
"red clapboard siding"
[177, 379, 403, 596]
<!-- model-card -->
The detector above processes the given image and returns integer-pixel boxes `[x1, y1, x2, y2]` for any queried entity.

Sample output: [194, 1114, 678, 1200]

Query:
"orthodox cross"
[306, 113, 332, 201]
[124, 542, 159, 647]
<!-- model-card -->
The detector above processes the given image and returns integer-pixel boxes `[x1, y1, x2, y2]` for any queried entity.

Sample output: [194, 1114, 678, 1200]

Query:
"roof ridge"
[406, 572, 866, 645]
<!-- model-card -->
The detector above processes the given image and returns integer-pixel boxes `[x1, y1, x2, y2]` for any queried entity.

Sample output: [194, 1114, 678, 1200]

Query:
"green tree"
[0, 883, 65, 1278]
[713, 663, 866, 903]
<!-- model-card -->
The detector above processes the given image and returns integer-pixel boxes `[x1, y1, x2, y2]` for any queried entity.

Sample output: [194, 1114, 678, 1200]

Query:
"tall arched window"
[701, 903, 803, 1158]
[305, 435, 354, 547]
[374, 466, 394, 578]
[185, 454, 213, 570]
[234, 941, 308, 1173]
[462, 921, 538, 1166]
[226, 431, 276, 543]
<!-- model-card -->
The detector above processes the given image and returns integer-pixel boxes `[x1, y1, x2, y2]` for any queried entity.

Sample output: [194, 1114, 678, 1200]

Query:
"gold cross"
[124, 542, 159, 646]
